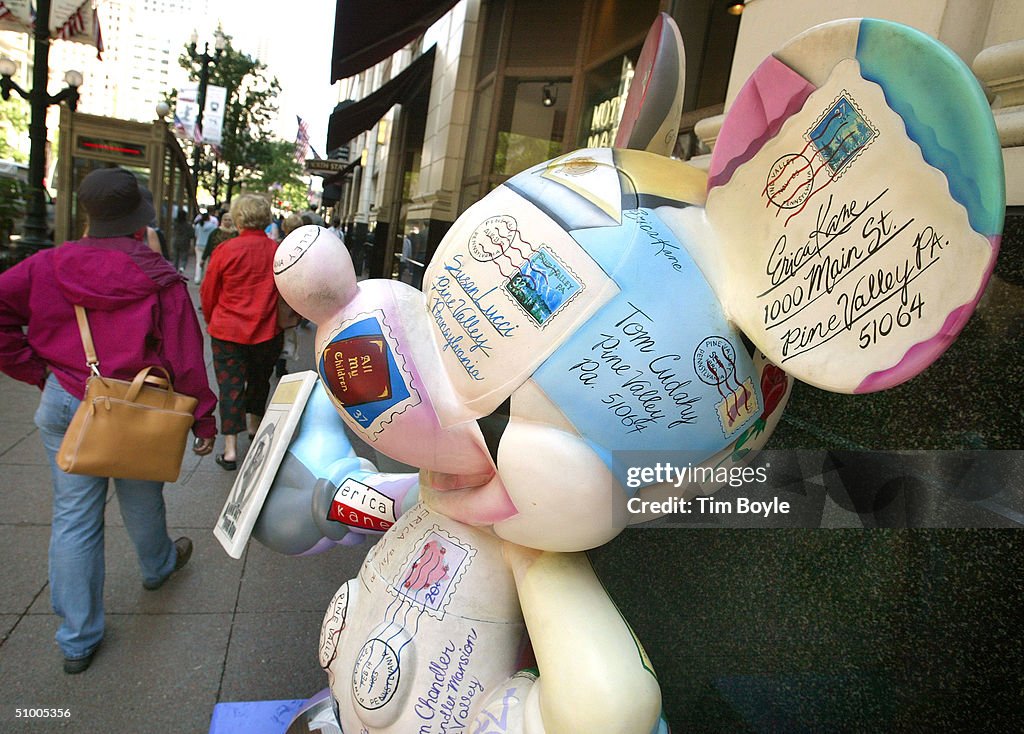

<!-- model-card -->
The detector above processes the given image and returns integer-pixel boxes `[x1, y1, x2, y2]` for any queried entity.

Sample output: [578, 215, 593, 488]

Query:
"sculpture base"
[208, 699, 306, 734]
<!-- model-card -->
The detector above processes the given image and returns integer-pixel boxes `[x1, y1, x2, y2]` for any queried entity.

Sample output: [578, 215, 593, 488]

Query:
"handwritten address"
[759, 189, 937, 361]
[427, 255, 521, 382]
[568, 302, 702, 435]
[414, 629, 484, 734]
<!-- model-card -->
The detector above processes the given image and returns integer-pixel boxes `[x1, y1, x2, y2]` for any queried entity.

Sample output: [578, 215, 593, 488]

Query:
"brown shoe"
[143, 537, 193, 590]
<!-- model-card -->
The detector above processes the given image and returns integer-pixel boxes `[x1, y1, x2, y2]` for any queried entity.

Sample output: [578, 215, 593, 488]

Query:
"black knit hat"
[78, 168, 156, 238]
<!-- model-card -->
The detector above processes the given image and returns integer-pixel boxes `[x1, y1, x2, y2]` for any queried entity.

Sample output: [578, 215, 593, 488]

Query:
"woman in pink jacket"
[0, 168, 217, 674]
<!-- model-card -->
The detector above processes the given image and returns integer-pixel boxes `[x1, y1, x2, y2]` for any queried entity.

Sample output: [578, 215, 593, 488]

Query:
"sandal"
[215, 454, 237, 471]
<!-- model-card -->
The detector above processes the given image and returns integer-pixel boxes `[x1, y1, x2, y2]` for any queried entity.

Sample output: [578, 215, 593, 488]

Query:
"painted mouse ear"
[703, 18, 1003, 393]
[613, 12, 685, 156]
[275, 225, 358, 325]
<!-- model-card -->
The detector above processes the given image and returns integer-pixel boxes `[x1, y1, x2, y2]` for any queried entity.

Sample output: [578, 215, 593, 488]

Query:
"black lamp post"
[0, 0, 83, 256]
[186, 29, 225, 195]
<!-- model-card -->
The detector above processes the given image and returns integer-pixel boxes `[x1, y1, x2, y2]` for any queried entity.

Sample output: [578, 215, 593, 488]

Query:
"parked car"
[0, 159, 56, 242]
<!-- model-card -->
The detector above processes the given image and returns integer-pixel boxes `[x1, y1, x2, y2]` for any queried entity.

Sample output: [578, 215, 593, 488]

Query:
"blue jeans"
[34, 374, 177, 659]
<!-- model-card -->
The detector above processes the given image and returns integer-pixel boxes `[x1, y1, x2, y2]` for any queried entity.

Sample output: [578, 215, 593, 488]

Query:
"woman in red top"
[200, 194, 283, 469]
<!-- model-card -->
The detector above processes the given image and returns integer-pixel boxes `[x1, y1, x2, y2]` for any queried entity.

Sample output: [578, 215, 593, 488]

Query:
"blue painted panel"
[533, 207, 762, 486]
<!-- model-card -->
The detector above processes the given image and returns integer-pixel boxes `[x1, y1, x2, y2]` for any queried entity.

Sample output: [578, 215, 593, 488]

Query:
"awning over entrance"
[321, 158, 362, 188]
[326, 45, 436, 151]
[331, 0, 456, 81]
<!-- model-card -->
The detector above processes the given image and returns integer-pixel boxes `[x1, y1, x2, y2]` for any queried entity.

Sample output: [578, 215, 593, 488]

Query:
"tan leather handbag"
[56, 306, 198, 482]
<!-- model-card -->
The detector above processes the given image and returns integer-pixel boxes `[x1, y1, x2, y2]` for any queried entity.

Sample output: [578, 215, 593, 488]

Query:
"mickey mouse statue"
[271, 15, 1002, 733]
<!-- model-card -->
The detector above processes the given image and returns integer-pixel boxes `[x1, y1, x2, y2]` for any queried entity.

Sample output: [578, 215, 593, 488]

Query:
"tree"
[175, 31, 283, 202]
[0, 99, 30, 251]
[0, 97, 30, 163]
[253, 139, 305, 192]
[234, 139, 308, 211]
[275, 179, 313, 212]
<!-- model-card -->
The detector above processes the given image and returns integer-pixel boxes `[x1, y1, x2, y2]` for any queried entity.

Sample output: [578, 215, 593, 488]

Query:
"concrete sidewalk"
[0, 279, 363, 732]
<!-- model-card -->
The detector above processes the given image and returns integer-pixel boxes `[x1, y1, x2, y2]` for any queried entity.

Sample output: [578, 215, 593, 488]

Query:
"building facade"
[326, 0, 1022, 458]
[1, 0, 208, 163]
[328, 0, 741, 283]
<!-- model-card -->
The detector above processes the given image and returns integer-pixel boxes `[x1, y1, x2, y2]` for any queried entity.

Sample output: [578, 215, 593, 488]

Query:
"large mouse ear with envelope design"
[703, 18, 1004, 393]
[613, 12, 685, 156]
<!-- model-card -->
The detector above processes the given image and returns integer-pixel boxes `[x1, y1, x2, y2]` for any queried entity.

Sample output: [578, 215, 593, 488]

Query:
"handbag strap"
[74, 305, 176, 393]
[73, 305, 102, 376]
[126, 365, 175, 404]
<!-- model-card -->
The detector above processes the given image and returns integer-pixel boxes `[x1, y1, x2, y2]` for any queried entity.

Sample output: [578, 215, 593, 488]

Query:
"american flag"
[193, 120, 204, 146]
[172, 113, 187, 137]
[39, 2, 105, 61]
[294, 116, 310, 163]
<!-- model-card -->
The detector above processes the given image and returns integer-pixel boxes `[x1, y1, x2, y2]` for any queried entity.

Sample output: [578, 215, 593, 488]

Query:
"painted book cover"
[214, 371, 318, 559]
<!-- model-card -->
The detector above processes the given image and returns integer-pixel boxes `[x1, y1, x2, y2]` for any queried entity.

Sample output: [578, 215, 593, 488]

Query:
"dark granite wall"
[592, 529, 1023, 731]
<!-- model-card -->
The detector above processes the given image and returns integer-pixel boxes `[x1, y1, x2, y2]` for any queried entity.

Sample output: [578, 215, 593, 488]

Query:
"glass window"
[587, 0, 659, 65]
[402, 164, 420, 202]
[577, 53, 636, 149]
[507, 0, 583, 68]
[477, 0, 505, 79]
[492, 78, 570, 178]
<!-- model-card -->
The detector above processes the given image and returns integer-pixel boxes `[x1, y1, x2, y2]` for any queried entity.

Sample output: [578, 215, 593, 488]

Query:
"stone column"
[973, 39, 1024, 205]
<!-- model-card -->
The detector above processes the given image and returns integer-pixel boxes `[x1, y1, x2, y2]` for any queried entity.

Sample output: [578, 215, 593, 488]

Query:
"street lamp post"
[0, 0, 83, 256]
[186, 29, 225, 196]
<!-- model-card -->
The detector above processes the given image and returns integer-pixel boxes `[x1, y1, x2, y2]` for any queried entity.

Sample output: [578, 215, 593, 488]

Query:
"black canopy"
[326, 45, 436, 151]
[331, 0, 456, 81]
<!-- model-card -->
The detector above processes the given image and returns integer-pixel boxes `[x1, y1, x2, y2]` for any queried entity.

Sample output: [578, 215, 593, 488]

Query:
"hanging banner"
[173, 84, 227, 146]
[202, 85, 227, 146]
[174, 85, 199, 140]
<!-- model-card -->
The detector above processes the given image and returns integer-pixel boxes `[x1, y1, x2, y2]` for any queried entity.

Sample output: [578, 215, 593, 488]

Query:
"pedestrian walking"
[282, 213, 303, 237]
[275, 214, 305, 378]
[398, 230, 413, 281]
[140, 189, 167, 258]
[0, 167, 217, 674]
[200, 194, 283, 471]
[327, 217, 344, 242]
[265, 214, 283, 243]
[200, 211, 238, 272]
[171, 209, 193, 273]
[193, 210, 217, 283]
[299, 205, 325, 226]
